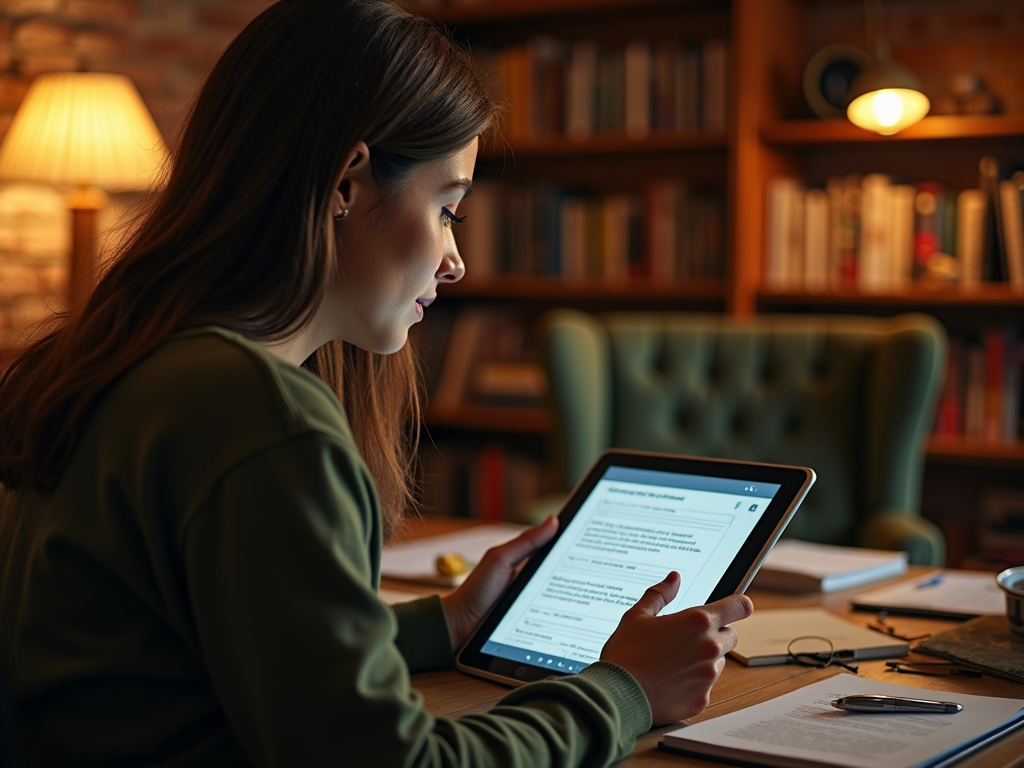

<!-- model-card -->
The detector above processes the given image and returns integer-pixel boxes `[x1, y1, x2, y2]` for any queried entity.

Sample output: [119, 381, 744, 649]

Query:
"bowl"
[996, 566, 1024, 634]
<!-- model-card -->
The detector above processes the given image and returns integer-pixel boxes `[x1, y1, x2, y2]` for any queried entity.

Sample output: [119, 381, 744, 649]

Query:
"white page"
[852, 571, 1004, 617]
[664, 673, 1024, 768]
[380, 523, 526, 586]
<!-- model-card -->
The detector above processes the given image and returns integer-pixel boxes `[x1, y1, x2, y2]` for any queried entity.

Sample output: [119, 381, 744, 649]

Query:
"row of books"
[415, 308, 546, 413]
[765, 161, 1024, 292]
[454, 179, 725, 280]
[975, 489, 1024, 566]
[475, 37, 728, 142]
[933, 325, 1023, 442]
[419, 441, 546, 521]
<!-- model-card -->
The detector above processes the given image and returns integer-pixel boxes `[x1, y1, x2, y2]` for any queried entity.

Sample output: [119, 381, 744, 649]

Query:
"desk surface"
[385, 516, 1024, 768]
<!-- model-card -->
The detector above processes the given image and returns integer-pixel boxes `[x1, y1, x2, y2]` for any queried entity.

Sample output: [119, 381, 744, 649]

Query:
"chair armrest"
[859, 510, 945, 566]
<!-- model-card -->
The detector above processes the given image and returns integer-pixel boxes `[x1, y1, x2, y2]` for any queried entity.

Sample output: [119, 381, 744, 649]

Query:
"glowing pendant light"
[846, 0, 930, 135]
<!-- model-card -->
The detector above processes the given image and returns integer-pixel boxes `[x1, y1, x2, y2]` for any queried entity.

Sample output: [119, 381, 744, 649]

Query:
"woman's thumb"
[630, 571, 681, 617]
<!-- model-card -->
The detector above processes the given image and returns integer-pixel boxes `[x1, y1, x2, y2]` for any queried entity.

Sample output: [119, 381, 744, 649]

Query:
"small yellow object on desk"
[435, 553, 470, 578]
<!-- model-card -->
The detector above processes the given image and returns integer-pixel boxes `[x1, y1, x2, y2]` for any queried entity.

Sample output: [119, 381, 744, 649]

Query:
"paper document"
[661, 673, 1024, 768]
[730, 608, 908, 666]
[753, 539, 907, 592]
[380, 523, 526, 586]
[851, 571, 1005, 619]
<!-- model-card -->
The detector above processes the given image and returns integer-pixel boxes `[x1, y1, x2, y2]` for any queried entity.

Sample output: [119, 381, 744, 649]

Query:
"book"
[850, 571, 1006, 620]
[429, 308, 487, 412]
[917, 615, 1024, 684]
[999, 175, 1024, 288]
[957, 188, 986, 286]
[752, 539, 908, 593]
[729, 608, 908, 667]
[660, 673, 1024, 768]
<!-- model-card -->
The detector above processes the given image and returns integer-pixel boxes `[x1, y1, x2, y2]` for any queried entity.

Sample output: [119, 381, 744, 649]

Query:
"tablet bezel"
[455, 449, 815, 686]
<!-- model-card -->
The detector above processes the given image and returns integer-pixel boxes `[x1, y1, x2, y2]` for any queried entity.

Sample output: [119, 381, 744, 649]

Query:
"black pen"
[831, 694, 962, 714]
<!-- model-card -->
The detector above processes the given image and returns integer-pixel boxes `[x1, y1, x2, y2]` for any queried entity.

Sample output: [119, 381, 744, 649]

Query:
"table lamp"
[0, 71, 168, 308]
[846, 0, 930, 135]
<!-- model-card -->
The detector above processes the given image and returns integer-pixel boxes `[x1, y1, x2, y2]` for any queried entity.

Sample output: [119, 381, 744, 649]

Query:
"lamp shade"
[846, 60, 930, 135]
[0, 72, 167, 191]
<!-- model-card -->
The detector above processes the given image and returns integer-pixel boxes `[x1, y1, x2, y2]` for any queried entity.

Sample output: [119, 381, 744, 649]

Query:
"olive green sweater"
[0, 328, 651, 767]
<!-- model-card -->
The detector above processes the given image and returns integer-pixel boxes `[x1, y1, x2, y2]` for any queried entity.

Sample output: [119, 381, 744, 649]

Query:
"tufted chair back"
[540, 310, 947, 565]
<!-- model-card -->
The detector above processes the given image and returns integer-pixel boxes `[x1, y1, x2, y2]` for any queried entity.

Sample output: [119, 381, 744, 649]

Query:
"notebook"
[730, 608, 908, 666]
[752, 539, 908, 593]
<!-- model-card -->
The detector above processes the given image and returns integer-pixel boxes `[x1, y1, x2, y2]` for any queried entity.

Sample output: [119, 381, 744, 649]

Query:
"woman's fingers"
[482, 516, 558, 569]
[628, 572, 681, 617]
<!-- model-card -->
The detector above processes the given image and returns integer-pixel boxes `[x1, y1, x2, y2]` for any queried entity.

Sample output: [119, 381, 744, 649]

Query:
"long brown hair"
[0, 0, 499, 540]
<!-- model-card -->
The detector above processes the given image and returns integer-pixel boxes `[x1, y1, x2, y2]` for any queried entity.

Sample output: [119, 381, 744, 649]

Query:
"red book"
[983, 328, 1005, 441]
[477, 444, 507, 522]
[934, 336, 963, 436]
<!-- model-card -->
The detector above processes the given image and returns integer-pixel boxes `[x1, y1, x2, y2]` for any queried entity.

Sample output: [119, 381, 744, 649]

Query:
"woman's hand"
[441, 516, 559, 650]
[601, 572, 753, 726]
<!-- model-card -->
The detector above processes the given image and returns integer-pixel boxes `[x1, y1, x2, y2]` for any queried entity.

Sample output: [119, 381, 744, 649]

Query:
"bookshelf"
[413, 0, 1024, 562]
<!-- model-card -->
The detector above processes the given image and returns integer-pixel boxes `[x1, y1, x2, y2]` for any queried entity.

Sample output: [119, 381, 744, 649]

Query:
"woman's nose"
[437, 240, 465, 283]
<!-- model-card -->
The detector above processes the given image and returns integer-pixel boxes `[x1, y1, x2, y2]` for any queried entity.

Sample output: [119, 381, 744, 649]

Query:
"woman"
[0, 1, 751, 765]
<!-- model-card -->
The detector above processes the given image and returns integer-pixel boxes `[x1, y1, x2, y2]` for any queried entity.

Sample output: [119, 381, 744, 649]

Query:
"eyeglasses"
[868, 612, 931, 642]
[787, 635, 859, 674]
[885, 660, 982, 678]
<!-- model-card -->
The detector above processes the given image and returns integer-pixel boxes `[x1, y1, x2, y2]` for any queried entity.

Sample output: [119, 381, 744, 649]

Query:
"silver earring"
[334, 209, 349, 221]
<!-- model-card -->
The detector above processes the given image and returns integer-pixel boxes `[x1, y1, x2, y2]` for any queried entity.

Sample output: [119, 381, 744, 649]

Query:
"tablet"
[456, 450, 815, 686]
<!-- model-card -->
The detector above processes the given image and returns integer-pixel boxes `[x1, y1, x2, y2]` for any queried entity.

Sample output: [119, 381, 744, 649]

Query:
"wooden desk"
[386, 516, 1024, 767]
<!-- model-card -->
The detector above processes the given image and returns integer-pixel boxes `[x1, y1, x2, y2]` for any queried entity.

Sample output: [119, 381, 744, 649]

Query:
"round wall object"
[803, 43, 871, 119]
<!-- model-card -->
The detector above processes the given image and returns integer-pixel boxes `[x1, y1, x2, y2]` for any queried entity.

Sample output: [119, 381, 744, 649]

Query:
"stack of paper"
[661, 673, 1024, 768]
[753, 539, 908, 593]
[730, 608, 908, 666]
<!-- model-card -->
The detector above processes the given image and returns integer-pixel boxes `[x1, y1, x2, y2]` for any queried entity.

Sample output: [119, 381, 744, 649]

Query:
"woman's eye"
[441, 209, 467, 228]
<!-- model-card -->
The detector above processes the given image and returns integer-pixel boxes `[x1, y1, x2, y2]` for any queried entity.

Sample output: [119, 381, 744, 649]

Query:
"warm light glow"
[847, 87, 930, 135]
[871, 89, 903, 126]
[0, 72, 167, 190]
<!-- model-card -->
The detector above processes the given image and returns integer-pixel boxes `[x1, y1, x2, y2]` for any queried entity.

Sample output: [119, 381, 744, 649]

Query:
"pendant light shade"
[846, 0, 930, 136]
[846, 59, 930, 135]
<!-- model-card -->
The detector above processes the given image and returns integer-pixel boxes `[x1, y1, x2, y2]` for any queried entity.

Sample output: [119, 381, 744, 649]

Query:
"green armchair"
[536, 310, 948, 565]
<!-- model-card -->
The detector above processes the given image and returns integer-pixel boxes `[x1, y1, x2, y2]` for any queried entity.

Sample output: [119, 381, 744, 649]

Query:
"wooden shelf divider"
[926, 436, 1024, 467]
[759, 285, 1024, 308]
[442, 276, 727, 301]
[481, 131, 728, 160]
[426, 404, 553, 434]
[762, 115, 1024, 145]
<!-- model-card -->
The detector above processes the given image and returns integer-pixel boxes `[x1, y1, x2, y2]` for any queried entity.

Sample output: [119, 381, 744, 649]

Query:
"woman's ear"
[332, 141, 371, 217]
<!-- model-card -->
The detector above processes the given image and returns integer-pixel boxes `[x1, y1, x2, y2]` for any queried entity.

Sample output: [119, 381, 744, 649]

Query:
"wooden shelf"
[441, 275, 726, 301]
[426, 404, 552, 433]
[758, 284, 1024, 309]
[926, 436, 1024, 467]
[761, 115, 1024, 145]
[480, 131, 728, 160]
[423, 0, 691, 24]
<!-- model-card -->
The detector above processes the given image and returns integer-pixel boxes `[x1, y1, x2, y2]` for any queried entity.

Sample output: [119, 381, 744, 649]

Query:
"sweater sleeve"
[183, 432, 651, 768]
[392, 596, 456, 673]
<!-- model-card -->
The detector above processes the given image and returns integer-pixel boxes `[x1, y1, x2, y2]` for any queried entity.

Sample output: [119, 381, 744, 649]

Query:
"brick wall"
[0, 0, 268, 349]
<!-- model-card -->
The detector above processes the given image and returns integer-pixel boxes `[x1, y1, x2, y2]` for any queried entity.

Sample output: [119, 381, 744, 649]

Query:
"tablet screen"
[477, 465, 783, 674]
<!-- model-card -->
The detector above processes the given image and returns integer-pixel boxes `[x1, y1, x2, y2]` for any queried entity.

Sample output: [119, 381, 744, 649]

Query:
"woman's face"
[327, 138, 477, 354]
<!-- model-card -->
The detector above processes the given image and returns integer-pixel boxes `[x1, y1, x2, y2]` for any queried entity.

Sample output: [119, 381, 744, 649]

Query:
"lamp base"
[65, 186, 109, 310]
